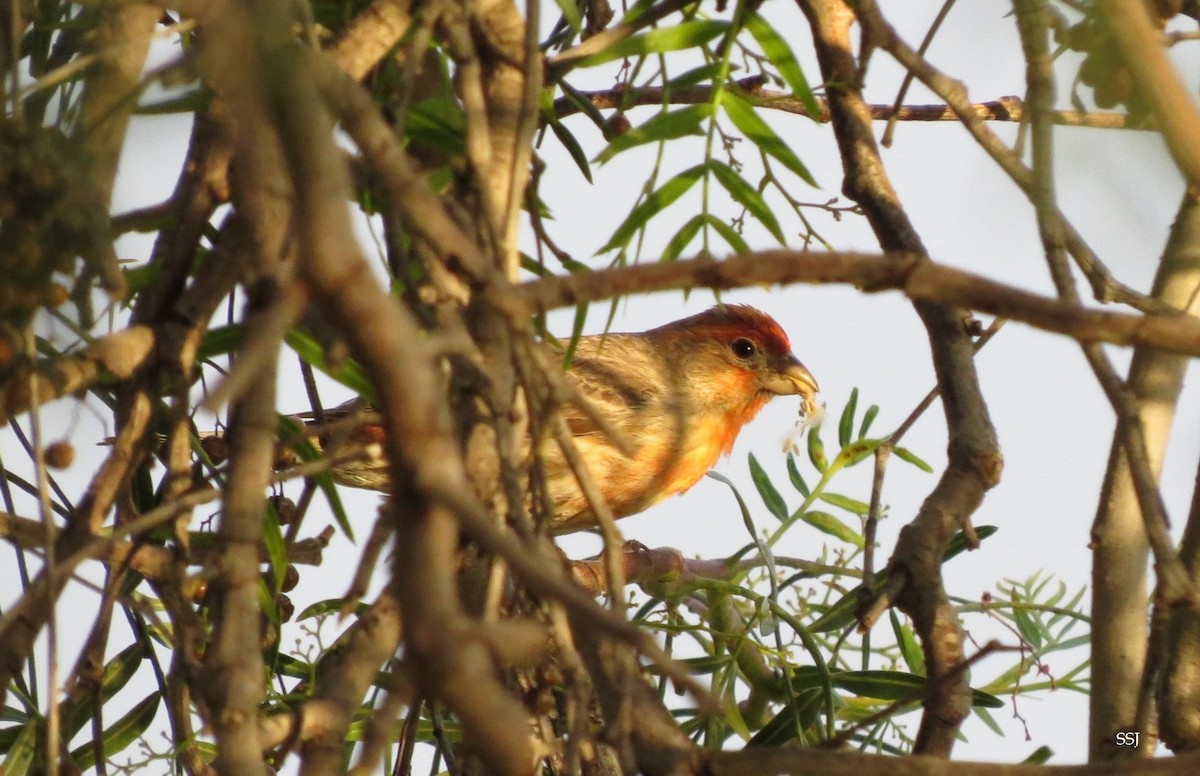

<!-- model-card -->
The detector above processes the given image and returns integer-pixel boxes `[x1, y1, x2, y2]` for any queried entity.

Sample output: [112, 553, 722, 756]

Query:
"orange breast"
[654, 396, 769, 501]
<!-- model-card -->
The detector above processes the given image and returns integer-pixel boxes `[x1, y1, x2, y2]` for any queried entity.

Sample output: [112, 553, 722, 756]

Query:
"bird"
[539, 304, 818, 533]
[207, 305, 818, 534]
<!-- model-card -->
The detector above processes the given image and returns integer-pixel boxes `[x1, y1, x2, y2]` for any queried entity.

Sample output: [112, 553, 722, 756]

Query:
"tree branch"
[516, 249, 1200, 357]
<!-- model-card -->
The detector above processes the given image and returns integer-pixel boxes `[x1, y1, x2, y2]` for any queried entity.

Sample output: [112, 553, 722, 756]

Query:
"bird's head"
[654, 304, 819, 419]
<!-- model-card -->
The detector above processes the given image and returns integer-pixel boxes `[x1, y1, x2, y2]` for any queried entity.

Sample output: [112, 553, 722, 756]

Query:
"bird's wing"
[558, 335, 659, 444]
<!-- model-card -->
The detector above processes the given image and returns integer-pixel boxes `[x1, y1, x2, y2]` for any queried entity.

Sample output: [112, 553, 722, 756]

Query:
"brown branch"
[1100, 0, 1200, 190]
[703, 748, 1200, 776]
[796, 0, 999, 756]
[72, 1, 164, 300]
[544, 0, 695, 79]
[0, 326, 155, 425]
[330, 0, 414, 81]
[515, 250, 1200, 358]
[289, 591, 404, 765]
[1012, 10, 1199, 760]
[250, 3, 540, 771]
[568, 541, 855, 597]
[854, 0, 1169, 314]
[553, 78, 1136, 129]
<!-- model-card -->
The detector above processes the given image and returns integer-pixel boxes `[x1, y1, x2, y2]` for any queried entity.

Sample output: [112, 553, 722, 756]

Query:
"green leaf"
[975, 705, 1005, 737]
[558, 79, 610, 129]
[596, 104, 711, 163]
[69, 692, 161, 770]
[677, 655, 732, 675]
[809, 584, 873, 633]
[819, 491, 869, 516]
[285, 329, 374, 401]
[831, 670, 1004, 709]
[721, 91, 817, 186]
[745, 13, 821, 121]
[704, 213, 752, 255]
[548, 118, 593, 182]
[264, 497, 289, 592]
[664, 62, 725, 91]
[838, 388, 858, 448]
[785, 453, 809, 497]
[895, 445, 934, 473]
[798, 509, 863, 547]
[551, 0, 583, 32]
[1012, 599, 1044, 650]
[579, 20, 731, 67]
[890, 609, 924, 676]
[748, 453, 788, 521]
[1024, 745, 1054, 764]
[662, 214, 706, 261]
[599, 164, 705, 253]
[407, 97, 466, 156]
[944, 525, 997, 562]
[277, 416, 355, 542]
[806, 421, 827, 472]
[707, 161, 785, 244]
[61, 640, 147, 740]
[0, 721, 36, 776]
[0, 707, 25, 725]
[746, 688, 825, 747]
[833, 437, 882, 468]
[197, 323, 243, 361]
[858, 404, 879, 439]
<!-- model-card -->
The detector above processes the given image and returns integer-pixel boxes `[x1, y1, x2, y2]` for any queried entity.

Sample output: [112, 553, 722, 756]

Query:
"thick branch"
[1100, 0, 1200, 190]
[516, 250, 1200, 358]
[554, 79, 1136, 129]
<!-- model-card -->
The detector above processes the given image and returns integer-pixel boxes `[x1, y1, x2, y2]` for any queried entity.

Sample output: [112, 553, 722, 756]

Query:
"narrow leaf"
[551, 0, 583, 32]
[704, 213, 752, 255]
[785, 453, 809, 497]
[895, 445, 934, 472]
[745, 688, 824, 747]
[975, 705, 1005, 737]
[745, 13, 822, 121]
[665, 62, 725, 91]
[708, 161, 785, 244]
[721, 91, 817, 185]
[1012, 600, 1044, 650]
[548, 119, 593, 182]
[580, 20, 731, 67]
[810, 583, 875, 631]
[285, 329, 374, 400]
[748, 453, 788, 521]
[799, 509, 863, 547]
[944, 525, 997, 561]
[889, 609, 924, 676]
[599, 164, 705, 253]
[806, 422, 827, 472]
[819, 491, 870, 516]
[69, 692, 161, 770]
[662, 214, 706, 261]
[833, 437, 881, 468]
[1, 722, 36, 776]
[838, 387, 858, 448]
[858, 404, 879, 439]
[597, 104, 712, 163]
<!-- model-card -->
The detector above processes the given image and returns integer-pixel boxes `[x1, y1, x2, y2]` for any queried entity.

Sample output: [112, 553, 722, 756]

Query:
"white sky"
[6, 0, 1199, 769]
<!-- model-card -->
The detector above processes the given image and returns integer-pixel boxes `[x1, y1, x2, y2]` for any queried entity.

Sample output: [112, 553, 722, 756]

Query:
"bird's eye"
[731, 338, 757, 359]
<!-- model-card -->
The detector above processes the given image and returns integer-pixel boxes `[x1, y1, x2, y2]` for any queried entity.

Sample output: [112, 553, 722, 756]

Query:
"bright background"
[5, 0, 1199, 768]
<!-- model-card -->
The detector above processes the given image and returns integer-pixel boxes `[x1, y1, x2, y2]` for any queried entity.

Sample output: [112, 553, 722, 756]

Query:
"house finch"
[540, 304, 818, 533]
[220, 305, 817, 533]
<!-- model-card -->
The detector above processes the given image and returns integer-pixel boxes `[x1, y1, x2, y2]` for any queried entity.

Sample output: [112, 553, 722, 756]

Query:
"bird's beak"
[764, 356, 820, 416]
